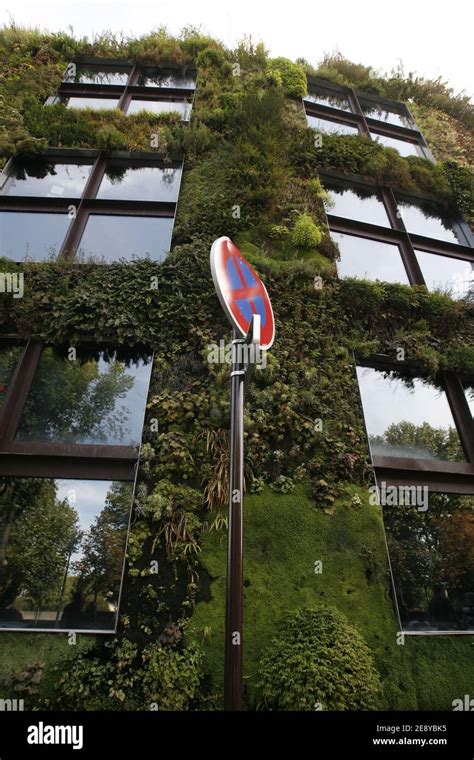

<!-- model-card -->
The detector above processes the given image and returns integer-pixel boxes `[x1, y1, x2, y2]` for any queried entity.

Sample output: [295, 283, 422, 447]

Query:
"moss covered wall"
[0, 24, 473, 710]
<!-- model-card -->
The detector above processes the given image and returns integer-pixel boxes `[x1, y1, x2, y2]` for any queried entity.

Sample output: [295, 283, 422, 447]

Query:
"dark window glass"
[305, 88, 352, 112]
[77, 214, 173, 262]
[307, 114, 359, 135]
[370, 132, 421, 157]
[324, 183, 390, 227]
[59, 96, 120, 110]
[397, 199, 462, 244]
[0, 346, 22, 410]
[5, 159, 92, 198]
[64, 65, 131, 86]
[384, 493, 474, 632]
[0, 211, 70, 262]
[15, 347, 153, 446]
[360, 100, 414, 129]
[97, 164, 182, 202]
[414, 250, 473, 299]
[356, 366, 465, 462]
[126, 99, 191, 119]
[137, 68, 195, 89]
[0, 477, 133, 632]
[332, 232, 409, 284]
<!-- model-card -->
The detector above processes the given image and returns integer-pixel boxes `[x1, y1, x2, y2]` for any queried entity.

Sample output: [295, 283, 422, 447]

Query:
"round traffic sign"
[210, 236, 275, 350]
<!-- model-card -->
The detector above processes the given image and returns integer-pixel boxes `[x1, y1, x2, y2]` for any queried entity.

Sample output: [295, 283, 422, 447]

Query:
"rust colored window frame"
[319, 169, 474, 289]
[0, 148, 183, 262]
[304, 76, 434, 161]
[0, 337, 152, 481]
[46, 58, 196, 117]
[355, 355, 474, 494]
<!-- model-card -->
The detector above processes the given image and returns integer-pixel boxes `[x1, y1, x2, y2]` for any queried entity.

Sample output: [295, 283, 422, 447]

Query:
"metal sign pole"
[224, 328, 245, 711]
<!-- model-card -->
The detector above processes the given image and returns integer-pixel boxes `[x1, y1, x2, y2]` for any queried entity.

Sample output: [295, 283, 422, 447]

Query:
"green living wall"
[0, 24, 473, 710]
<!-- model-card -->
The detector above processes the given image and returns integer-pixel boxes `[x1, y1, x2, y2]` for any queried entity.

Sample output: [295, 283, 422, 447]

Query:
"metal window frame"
[0, 337, 153, 480]
[304, 76, 434, 161]
[0, 148, 184, 263]
[354, 354, 474, 493]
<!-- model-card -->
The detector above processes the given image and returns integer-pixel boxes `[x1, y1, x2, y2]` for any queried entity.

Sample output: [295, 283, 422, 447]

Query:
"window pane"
[0, 211, 70, 262]
[370, 132, 421, 157]
[0, 477, 133, 632]
[414, 250, 473, 299]
[397, 199, 462, 244]
[97, 164, 182, 202]
[0, 345, 22, 410]
[305, 89, 352, 112]
[356, 365, 465, 461]
[60, 96, 120, 110]
[332, 232, 409, 283]
[77, 214, 173, 262]
[463, 384, 474, 416]
[307, 115, 359, 135]
[324, 183, 391, 227]
[384, 494, 474, 632]
[15, 347, 153, 446]
[126, 99, 191, 119]
[5, 159, 92, 198]
[360, 100, 414, 129]
[137, 68, 195, 89]
[64, 65, 131, 86]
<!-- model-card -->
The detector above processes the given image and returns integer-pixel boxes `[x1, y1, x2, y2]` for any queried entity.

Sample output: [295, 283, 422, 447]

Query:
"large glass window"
[324, 183, 391, 227]
[397, 199, 462, 244]
[97, 163, 182, 202]
[332, 232, 409, 284]
[126, 99, 191, 119]
[137, 68, 196, 89]
[59, 95, 120, 110]
[307, 115, 359, 135]
[64, 65, 131, 86]
[384, 493, 474, 633]
[77, 214, 173, 262]
[414, 250, 472, 299]
[356, 365, 465, 462]
[4, 159, 92, 198]
[15, 347, 152, 447]
[360, 100, 414, 129]
[0, 211, 71, 262]
[0, 477, 133, 632]
[370, 132, 421, 157]
[305, 88, 352, 112]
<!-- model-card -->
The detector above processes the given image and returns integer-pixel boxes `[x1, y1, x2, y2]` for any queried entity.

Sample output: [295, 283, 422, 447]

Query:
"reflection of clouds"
[356, 367, 457, 437]
[398, 203, 459, 244]
[414, 251, 473, 299]
[327, 188, 390, 227]
[97, 166, 181, 202]
[332, 233, 409, 284]
[77, 215, 173, 263]
[56, 479, 112, 566]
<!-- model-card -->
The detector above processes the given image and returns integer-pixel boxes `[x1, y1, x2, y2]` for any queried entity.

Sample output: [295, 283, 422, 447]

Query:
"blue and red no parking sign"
[210, 236, 275, 349]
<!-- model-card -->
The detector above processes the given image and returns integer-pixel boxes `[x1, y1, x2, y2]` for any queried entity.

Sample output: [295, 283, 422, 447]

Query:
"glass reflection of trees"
[15, 347, 152, 446]
[385, 494, 474, 631]
[0, 346, 22, 410]
[0, 478, 132, 631]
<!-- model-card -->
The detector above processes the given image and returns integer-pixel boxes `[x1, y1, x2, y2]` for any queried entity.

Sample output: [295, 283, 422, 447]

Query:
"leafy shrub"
[267, 57, 307, 98]
[256, 606, 381, 710]
[291, 213, 323, 248]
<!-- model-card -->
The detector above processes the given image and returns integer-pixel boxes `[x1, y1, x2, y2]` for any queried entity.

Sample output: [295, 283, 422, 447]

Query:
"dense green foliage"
[0, 23, 473, 711]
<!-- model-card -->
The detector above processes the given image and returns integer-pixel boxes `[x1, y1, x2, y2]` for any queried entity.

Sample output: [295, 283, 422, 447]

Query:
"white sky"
[2, 0, 472, 97]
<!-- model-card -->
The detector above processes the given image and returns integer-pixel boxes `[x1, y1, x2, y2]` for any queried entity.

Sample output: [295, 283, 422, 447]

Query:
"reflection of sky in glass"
[127, 100, 191, 119]
[356, 366, 461, 460]
[98, 165, 181, 202]
[305, 91, 352, 112]
[398, 201, 460, 243]
[307, 114, 359, 135]
[56, 479, 111, 536]
[78, 214, 173, 262]
[63, 96, 120, 110]
[361, 103, 413, 128]
[464, 386, 474, 417]
[414, 250, 473, 299]
[326, 186, 390, 227]
[138, 70, 195, 89]
[332, 232, 409, 284]
[65, 67, 130, 85]
[0, 211, 70, 261]
[370, 132, 420, 157]
[6, 162, 92, 198]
